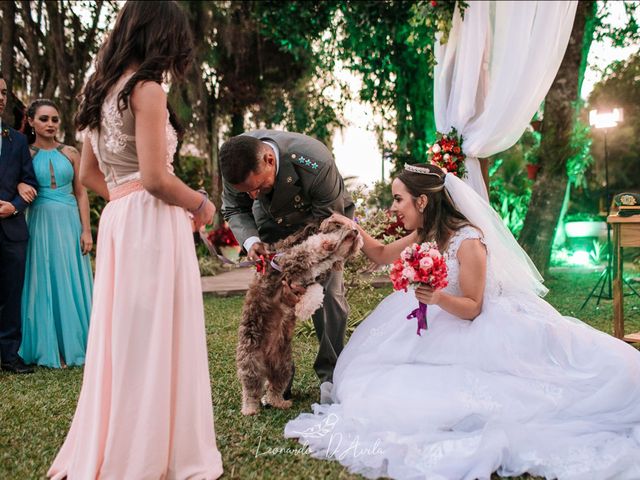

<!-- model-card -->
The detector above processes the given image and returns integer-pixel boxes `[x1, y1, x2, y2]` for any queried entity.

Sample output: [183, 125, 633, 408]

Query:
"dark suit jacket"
[0, 127, 38, 241]
[222, 130, 355, 245]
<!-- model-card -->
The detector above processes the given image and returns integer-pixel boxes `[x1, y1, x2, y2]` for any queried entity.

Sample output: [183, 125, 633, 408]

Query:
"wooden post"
[611, 222, 623, 338]
[608, 214, 640, 342]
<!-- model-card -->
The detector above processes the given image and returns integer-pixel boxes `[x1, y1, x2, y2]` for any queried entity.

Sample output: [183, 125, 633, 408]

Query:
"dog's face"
[317, 219, 363, 260]
[273, 219, 363, 288]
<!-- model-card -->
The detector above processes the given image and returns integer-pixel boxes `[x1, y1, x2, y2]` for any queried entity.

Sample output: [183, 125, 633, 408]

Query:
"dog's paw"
[295, 283, 325, 319]
[265, 390, 293, 409]
[241, 404, 260, 416]
[271, 398, 293, 410]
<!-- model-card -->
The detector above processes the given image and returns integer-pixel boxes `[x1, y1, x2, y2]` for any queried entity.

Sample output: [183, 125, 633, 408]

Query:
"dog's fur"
[236, 218, 362, 415]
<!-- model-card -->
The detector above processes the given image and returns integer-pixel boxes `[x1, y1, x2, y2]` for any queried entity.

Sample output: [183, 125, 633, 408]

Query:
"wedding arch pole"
[433, 1, 578, 200]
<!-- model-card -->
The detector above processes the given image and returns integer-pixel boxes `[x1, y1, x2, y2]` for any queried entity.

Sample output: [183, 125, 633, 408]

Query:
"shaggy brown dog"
[236, 218, 362, 415]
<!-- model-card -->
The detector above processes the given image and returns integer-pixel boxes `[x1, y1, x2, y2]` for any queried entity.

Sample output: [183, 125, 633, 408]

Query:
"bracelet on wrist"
[189, 189, 209, 215]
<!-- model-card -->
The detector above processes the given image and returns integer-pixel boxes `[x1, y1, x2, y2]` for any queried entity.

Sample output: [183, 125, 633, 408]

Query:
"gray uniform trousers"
[312, 270, 349, 383]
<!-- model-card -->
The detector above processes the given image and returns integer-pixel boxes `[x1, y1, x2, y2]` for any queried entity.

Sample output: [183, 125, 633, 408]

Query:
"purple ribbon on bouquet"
[407, 302, 428, 336]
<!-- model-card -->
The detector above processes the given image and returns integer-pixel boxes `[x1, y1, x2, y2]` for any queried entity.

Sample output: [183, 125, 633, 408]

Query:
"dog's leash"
[254, 253, 284, 275]
[199, 229, 283, 274]
[198, 229, 255, 268]
[269, 254, 283, 273]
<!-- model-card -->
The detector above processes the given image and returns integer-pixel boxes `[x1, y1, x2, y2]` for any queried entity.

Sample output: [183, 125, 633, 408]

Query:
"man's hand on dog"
[281, 280, 307, 307]
[247, 242, 270, 261]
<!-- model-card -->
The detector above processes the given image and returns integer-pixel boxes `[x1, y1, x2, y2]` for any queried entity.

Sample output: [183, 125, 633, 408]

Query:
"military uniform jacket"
[221, 130, 355, 246]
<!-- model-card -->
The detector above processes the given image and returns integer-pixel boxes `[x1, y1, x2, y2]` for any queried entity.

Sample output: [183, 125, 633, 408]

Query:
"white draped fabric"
[434, 1, 578, 199]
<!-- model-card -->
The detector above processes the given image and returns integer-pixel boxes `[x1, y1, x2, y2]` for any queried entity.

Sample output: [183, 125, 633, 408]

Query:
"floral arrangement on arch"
[407, 1, 470, 66]
[427, 128, 467, 178]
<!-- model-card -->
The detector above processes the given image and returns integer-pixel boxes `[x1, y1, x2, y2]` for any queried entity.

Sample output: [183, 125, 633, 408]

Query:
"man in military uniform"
[220, 130, 354, 401]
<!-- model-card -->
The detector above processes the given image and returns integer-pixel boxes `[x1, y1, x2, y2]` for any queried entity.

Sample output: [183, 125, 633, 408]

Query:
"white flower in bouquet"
[431, 143, 441, 154]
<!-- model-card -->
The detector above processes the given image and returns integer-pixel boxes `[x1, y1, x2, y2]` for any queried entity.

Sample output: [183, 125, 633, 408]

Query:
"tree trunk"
[551, 2, 598, 250]
[210, 102, 223, 216]
[46, 1, 75, 145]
[231, 111, 244, 136]
[518, 1, 594, 275]
[1, 1, 17, 125]
[20, 0, 44, 98]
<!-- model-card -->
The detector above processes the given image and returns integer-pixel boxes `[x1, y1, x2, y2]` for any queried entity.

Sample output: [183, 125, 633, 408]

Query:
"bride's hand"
[322, 213, 357, 230]
[415, 285, 442, 305]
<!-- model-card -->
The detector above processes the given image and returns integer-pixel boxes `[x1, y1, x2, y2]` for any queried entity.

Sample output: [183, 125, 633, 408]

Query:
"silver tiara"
[404, 164, 443, 179]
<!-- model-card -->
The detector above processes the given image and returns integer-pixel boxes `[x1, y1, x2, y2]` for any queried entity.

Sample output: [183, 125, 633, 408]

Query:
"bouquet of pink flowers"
[389, 242, 448, 335]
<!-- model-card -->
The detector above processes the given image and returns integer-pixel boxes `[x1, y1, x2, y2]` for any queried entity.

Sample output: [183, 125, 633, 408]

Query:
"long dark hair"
[397, 163, 471, 250]
[24, 99, 60, 145]
[75, 1, 193, 137]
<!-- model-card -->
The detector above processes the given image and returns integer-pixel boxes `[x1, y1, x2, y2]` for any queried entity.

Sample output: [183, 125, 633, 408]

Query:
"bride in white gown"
[285, 163, 640, 480]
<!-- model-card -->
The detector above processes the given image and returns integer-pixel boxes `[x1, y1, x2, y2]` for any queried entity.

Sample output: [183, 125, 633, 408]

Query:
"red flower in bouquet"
[427, 128, 467, 178]
[390, 242, 448, 335]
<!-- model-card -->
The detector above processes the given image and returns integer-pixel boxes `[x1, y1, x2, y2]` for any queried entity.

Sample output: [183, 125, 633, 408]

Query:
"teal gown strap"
[56, 144, 73, 165]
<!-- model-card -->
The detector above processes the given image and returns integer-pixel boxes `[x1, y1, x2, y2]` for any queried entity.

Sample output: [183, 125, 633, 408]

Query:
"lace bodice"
[441, 225, 488, 297]
[87, 74, 177, 189]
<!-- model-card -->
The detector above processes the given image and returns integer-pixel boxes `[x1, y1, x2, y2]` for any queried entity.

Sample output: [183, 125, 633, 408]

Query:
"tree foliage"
[334, 1, 467, 170]
[0, 1, 118, 143]
[588, 52, 640, 192]
[167, 0, 345, 215]
[594, 1, 640, 47]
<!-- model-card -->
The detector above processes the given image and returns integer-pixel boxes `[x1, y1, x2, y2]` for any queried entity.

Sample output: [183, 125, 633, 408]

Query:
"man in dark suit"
[220, 130, 354, 401]
[0, 72, 38, 374]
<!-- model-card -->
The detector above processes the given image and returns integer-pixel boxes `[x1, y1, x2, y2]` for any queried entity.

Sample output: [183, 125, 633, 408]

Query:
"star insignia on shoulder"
[292, 154, 320, 173]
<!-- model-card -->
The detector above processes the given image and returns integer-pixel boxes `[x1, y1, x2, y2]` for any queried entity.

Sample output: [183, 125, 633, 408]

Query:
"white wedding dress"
[285, 226, 640, 480]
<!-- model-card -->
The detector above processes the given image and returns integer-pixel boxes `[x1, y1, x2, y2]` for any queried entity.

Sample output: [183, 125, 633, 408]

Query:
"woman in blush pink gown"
[48, 2, 223, 478]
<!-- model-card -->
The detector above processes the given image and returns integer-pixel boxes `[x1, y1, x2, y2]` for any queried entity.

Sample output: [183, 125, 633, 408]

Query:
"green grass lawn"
[1, 270, 639, 479]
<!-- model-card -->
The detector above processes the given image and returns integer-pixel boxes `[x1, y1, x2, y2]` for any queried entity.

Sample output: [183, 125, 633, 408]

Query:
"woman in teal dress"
[18, 99, 93, 368]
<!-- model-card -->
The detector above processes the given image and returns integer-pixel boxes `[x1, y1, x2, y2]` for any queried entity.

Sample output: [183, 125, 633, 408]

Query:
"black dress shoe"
[1, 358, 35, 374]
